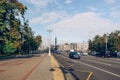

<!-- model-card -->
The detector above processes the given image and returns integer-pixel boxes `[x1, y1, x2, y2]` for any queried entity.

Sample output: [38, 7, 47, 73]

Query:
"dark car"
[110, 52, 117, 57]
[55, 50, 62, 54]
[69, 52, 80, 59]
[105, 52, 117, 58]
[117, 52, 120, 58]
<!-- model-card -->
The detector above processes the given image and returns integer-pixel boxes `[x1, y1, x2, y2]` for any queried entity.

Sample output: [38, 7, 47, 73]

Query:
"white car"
[81, 52, 88, 56]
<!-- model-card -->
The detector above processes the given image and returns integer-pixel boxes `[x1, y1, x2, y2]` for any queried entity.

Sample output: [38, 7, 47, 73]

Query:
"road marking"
[86, 72, 93, 80]
[60, 55, 120, 78]
[97, 59, 120, 64]
[75, 70, 93, 80]
[82, 56, 120, 64]
[58, 55, 93, 80]
[86, 59, 112, 66]
[51, 55, 64, 80]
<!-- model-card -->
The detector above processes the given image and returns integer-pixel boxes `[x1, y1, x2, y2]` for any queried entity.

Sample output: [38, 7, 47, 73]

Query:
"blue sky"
[20, 0, 120, 45]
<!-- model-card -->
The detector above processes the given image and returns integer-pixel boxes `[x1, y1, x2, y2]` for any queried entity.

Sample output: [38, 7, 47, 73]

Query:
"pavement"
[54, 53, 120, 80]
[54, 54, 91, 80]
[0, 53, 70, 80]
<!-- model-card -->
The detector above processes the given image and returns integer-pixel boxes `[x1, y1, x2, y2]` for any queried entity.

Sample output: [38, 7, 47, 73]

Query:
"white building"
[58, 42, 88, 52]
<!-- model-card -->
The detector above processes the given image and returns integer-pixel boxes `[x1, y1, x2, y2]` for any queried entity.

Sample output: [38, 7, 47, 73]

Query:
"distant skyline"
[21, 0, 120, 45]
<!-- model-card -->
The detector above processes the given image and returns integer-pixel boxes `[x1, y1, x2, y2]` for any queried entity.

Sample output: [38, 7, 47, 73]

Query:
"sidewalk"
[23, 54, 65, 80]
[0, 54, 65, 80]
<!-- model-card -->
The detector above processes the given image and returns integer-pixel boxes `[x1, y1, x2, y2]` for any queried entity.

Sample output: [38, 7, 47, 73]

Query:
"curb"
[50, 55, 65, 80]
[51, 55, 74, 80]
[59, 63, 75, 80]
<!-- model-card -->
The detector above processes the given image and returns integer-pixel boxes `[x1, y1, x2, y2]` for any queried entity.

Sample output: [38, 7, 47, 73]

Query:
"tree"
[89, 30, 120, 55]
[0, 0, 27, 55]
[3, 41, 16, 55]
[109, 30, 120, 52]
[0, 0, 42, 55]
[34, 35, 42, 47]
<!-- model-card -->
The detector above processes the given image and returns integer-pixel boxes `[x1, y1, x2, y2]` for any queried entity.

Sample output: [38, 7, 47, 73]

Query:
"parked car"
[69, 51, 80, 59]
[104, 51, 118, 58]
[117, 52, 120, 58]
[110, 52, 117, 57]
[55, 50, 62, 54]
[90, 51, 96, 56]
[96, 52, 105, 57]
[81, 52, 88, 56]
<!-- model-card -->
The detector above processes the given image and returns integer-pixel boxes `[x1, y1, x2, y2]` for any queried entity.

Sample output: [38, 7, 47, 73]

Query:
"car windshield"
[71, 52, 78, 55]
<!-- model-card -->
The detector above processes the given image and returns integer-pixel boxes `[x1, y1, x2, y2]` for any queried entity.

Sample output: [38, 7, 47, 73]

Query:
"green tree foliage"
[34, 35, 42, 47]
[20, 21, 42, 54]
[89, 30, 120, 54]
[0, 0, 42, 55]
[0, 0, 27, 55]
[3, 41, 16, 55]
[108, 30, 120, 52]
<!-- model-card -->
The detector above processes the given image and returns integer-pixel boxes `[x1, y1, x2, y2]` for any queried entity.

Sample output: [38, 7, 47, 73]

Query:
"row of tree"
[89, 30, 120, 54]
[0, 0, 42, 55]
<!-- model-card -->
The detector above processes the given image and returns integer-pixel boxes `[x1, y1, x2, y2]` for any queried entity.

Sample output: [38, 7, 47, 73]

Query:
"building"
[58, 42, 88, 52]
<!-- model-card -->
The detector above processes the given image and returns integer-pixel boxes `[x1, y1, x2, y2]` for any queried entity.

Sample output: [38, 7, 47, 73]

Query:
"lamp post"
[47, 28, 52, 56]
[82, 40, 85, 52]
[105, 33, 109, 57]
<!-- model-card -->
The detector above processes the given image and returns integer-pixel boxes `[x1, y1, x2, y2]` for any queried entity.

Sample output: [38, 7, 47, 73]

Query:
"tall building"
[70, 43, 77, 50]
[55, 37, 57, 50]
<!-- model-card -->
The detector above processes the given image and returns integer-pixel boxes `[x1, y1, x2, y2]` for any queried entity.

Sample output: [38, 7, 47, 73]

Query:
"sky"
[20, 0, 120, 45]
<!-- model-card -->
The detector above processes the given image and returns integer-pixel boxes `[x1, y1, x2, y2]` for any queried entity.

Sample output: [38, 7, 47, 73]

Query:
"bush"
[3, 42, 16, 55]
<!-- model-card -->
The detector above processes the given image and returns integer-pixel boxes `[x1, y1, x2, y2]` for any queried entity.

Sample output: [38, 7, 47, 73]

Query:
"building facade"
[58, 42, 88, 52]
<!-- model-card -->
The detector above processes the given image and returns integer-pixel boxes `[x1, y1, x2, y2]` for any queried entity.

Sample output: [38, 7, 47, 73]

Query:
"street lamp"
[105, 33, 109, 57]
[47, 28, 52, 56]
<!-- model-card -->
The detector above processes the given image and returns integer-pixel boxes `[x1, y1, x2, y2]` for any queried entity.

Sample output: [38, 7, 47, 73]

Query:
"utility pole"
[105, 33, 108, 57]
[106, 35, 108, 53]
[82, 40, 85, 52]
[47, 28, 52, 56]
[55, 37, 57, 51]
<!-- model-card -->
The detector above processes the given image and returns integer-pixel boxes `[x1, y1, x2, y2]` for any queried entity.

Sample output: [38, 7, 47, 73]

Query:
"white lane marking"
[60, 55, 120, 78]
[96, 58, 120, 64]
[97, 59, 120, 64]
[86, 59, 112, 66]
[82, 56, 120, 64]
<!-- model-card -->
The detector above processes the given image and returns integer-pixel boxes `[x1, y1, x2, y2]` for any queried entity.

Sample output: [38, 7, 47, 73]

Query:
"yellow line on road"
[59, 55, 93, 80]
[50, 55, 64, 80]
[75, 70, 93, 80]
[86, 72, 93, 80]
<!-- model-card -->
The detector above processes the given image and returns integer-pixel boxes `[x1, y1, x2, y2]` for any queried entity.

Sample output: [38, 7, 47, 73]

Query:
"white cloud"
[104, 0, 116, 4]
[88, 6, 97, 11]
[65, 0, 73, 4]
[111, 11, 120, 18]
[110, 6, 120, 11]
[30, 12, 66, 25]
[48, 12, 118, 42]
[27, 0, 56, 8]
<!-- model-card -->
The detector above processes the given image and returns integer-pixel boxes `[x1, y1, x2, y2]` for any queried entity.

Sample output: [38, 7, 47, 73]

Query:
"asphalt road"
[53, 53, 120, 80]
